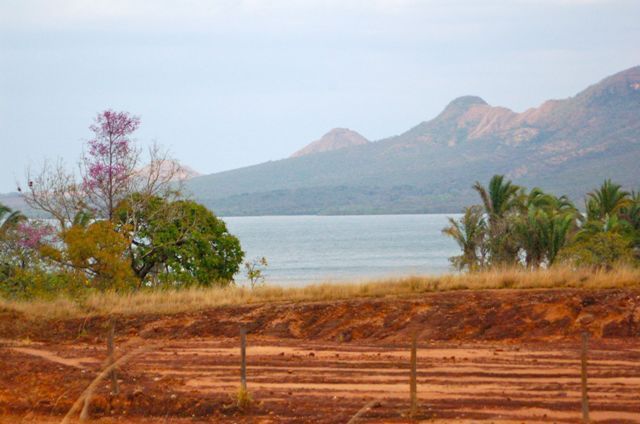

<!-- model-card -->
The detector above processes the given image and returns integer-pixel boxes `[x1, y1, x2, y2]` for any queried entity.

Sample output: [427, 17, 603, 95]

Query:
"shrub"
[558, 232, 636, 269]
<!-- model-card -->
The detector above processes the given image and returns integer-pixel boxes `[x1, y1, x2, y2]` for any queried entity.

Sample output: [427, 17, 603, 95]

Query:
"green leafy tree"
[118, 196, 244, 286]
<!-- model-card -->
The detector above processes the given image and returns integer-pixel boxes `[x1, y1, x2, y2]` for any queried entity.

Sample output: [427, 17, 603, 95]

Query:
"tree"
[82, 110, 141, 220]
[23, 110, 184, 229]
[573, 180, 639, 262]
[2, 221, 55, 270]
[117, 197, 244, 286]
[0, 204, 27, 273]
[472, 175, 522, 265]
[621, 191, 640, 232]
[244, 256, 268, 288]
[445, 176, 582, 271]
[442, 205, 487, 271]
[0, 203, 25, 235]
[41, 220, 136, 291]
[473, 175, 521, 225]
[513, 190, 578, 268]
[22, 160, 87, 230]
[541, 212, 576, 266]
[586, 179, 631, 221]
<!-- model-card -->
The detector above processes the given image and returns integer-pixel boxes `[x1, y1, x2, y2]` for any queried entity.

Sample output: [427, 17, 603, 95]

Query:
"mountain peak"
[444, 95, 488, 111]
[291, 128, 369, 158]
[432, 95, 490, 123]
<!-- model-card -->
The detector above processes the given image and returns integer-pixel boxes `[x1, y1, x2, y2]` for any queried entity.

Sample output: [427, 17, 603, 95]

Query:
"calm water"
[224, 214, 460, 286]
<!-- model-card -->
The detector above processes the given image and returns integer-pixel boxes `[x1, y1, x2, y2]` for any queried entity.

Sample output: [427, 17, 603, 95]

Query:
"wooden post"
[581, 332, 590, 423]
[410, 332, 418, 417]
[240, 327, 247, 393]
[79, 317, 119, 421]
[108, 317, 119, 395]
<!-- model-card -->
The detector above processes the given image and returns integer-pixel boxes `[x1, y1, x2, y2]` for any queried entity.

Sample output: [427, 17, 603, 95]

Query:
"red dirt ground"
[1, 288, 640, 423]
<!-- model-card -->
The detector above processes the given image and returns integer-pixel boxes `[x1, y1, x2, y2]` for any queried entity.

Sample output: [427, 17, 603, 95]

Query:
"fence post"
[108, 317, 119, 395]
[240, 327, 247, 393]
[410, 332, 418, 417]
[581, 331, 590, 423]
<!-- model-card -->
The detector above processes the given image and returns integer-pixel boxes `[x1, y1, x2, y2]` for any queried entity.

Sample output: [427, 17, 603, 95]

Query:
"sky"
[1, 0, 639, 193]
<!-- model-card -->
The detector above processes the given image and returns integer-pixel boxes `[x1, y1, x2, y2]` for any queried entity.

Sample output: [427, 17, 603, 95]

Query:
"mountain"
[291, 128, 369, 158]
[185, 66, 640, 215]
[138, 160, 201, 182]
[0, 192, 27, 212]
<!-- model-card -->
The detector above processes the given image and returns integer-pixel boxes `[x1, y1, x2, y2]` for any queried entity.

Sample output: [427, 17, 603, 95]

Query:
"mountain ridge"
[4, 67, 639, 217]
[185, 65, 640, 215]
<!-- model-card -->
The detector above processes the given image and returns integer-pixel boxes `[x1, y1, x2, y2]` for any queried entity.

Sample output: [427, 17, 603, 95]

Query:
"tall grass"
[1, 266, 639, 320]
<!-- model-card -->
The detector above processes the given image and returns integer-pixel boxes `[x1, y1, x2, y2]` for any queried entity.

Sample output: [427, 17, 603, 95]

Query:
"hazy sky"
[1, 0, 639, 192]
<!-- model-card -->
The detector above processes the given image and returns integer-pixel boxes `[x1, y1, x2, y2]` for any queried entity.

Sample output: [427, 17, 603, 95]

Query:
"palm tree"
[0, 203, 25, 236]
[513, 193, 578, 268]
[473, 175, 521, 225]
[620, 191, 640, 232]
[579, 181, 638, 251]
[541, 211, 575, 266]
[586, 179, 631, 221]
[577, 213, 630, 240]
[442, 205, 487, 271]
[473, 175, 522, 265]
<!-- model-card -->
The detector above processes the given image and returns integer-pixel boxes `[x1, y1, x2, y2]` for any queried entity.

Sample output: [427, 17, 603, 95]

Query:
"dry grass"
[1, 266, 639, 320]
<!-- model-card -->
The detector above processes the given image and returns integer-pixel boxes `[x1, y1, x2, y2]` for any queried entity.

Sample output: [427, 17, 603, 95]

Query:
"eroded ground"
[2, 288, 640, 423]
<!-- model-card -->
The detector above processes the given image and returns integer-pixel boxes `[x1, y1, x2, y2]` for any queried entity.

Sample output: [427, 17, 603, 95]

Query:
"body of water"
[224, 214, 460, 286]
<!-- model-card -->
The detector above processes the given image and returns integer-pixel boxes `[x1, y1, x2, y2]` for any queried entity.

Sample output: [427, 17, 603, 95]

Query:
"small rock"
[577, 313, 595, 326]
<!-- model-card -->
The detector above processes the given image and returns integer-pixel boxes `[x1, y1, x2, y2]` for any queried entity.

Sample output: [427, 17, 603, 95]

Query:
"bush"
[0, 268, 87, 300]
[558, 232, 636, 269]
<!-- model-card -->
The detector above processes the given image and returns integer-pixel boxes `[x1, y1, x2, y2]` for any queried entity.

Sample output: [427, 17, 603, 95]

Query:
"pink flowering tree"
[15, 221, 56, 251]
[83, 110, 141, 220]
[0, 220, 55, 270]
[24, 110, 183, 228]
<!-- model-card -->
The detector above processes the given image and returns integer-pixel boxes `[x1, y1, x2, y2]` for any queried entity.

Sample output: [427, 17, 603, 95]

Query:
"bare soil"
[1, 288, 640, 423]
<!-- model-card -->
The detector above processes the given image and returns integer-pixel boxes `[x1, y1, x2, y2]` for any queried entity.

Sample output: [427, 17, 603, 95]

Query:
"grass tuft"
[235, 387, 253, 410]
